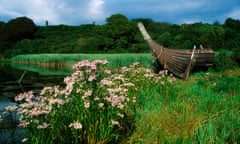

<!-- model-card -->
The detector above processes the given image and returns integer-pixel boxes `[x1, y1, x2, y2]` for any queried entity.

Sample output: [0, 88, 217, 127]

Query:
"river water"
[0, 63, 72, 143]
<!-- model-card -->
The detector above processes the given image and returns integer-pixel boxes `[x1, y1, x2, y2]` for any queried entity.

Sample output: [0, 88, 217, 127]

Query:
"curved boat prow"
[137, 22, 152, 41]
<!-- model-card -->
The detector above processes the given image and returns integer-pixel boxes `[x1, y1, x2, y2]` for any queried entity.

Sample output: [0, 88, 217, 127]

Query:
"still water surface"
[0, 63, 72, 143]
[0, 63, 71, 106]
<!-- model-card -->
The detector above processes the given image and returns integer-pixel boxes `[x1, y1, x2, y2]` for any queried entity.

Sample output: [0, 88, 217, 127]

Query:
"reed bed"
[10, 53, 153, 68]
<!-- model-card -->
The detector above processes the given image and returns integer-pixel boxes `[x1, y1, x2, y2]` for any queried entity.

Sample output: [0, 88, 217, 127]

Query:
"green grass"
[127, 69, 240, 143]
[10, 53, 153, 68]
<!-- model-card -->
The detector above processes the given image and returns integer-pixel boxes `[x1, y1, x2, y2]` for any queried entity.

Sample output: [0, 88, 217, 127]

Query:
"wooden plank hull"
[138, 22, 214, 79]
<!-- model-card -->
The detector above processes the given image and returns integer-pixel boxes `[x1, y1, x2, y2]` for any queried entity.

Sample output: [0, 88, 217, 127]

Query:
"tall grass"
[10, 53, 153, 68]
[127, 70, 240, 143]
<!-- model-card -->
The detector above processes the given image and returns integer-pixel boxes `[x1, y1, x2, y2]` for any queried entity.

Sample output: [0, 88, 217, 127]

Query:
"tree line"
[0, 14, 240, 61]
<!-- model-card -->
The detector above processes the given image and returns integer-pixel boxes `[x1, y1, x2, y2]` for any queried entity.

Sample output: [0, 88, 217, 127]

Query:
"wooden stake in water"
[18, 71, 27, 92]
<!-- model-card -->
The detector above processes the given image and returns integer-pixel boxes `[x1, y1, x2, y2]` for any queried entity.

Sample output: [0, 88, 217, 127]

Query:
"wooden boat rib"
[137, 22, 214, 80]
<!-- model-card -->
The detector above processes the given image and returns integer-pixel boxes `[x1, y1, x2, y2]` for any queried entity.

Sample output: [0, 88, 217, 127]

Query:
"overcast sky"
[0, 0, 240, 25]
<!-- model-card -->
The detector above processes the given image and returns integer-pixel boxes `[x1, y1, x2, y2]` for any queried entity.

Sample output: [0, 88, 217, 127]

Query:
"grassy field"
[1, 54, 240, 143]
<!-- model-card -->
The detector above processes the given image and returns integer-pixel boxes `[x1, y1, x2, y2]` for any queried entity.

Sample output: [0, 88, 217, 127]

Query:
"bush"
[233, 48, 240, 65]
[213, 50, 238, 71]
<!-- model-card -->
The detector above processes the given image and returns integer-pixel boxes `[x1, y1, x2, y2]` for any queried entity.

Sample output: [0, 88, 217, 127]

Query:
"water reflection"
[0, 63, 71, 102]
[10, 62, 73, 76]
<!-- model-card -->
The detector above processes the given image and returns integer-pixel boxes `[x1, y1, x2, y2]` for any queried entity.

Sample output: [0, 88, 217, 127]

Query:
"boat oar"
[183, 45, 196, 80]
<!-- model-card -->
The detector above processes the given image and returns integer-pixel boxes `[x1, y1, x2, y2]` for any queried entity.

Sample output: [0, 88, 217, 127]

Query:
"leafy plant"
[213, 50, 238, 71]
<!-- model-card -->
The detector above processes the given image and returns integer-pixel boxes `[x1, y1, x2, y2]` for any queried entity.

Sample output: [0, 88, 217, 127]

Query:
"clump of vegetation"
[213, 50, 239, 71]
[1, 60, 174, 143]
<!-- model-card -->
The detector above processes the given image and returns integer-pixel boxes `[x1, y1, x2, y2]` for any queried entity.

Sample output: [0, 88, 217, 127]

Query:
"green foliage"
[1, 14, 240, 66]
[213, 50, 238, 71]
[105, 14, 130, 39]
[233, 48, 240, 65]
[102, 14, 137, 52]
[212, 75, 240, 95]
[0, 21, 5, 31]
[157, 32, 172, 47]
[0, 17, 36, 41]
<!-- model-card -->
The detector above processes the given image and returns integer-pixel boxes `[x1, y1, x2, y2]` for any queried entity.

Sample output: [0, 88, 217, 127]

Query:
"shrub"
[233, 48, 240, 65]
[213, 50, 238, 71]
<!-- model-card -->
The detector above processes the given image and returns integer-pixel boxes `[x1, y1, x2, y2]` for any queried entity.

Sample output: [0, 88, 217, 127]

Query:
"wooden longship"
[137, 22, 214, 80]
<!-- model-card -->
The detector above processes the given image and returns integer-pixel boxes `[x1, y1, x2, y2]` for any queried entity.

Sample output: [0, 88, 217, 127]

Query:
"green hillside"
[0, 14, 240, 65]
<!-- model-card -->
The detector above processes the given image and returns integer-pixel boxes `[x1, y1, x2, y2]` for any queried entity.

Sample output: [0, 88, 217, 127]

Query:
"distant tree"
[224, 18, 240, 31]
[157, 32, 172, 47]
[213, 21, 221, 26]
[0, 21, 5, 29]
[0, 16, 37, 41]
[101, 13, 136, 51]
[105, 14, 131, 39]
[0, 21, 5, 38]
[223, 18, 240, 50]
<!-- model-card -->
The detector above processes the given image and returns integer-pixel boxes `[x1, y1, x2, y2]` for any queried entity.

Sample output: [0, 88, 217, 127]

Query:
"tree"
[0, 16, 37, 41]
[157, 32, 172, 47]
[0, 21, 5, 30]
[101, 14, 136, 51]
[224, 18, 240, 31]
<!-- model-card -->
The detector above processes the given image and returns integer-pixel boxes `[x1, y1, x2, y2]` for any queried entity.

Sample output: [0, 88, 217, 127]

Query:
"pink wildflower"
[104, 69, 112, 74]
[84, 101, 90, 108]
[69, 121, 82, 129]
[98, 103, 104, 108]
[84, 89, 93, 97]
[93, 59, 109, 65]
[111, 120, 120, 126]
[5, 105, 17, 112]
[88, 74, 97, 81]
[22, 138, 28, 143]
[117, 113, 124, 118]
[37, 122, 49, 129]
[100, 79, 113, 86]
